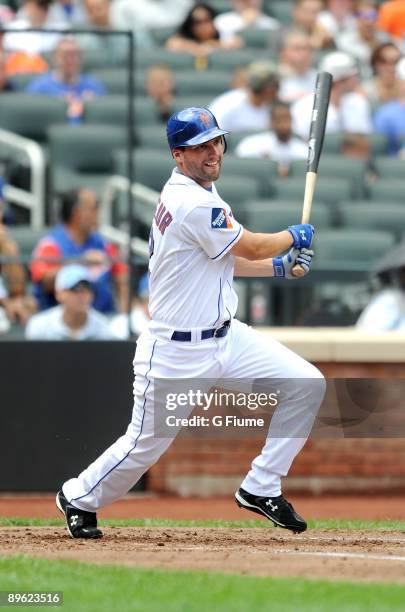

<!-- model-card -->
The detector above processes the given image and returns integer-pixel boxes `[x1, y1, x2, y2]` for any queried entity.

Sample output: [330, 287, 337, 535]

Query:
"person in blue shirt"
[26, 37, 106, 123]
[31, 188, 128, 313]
[374, 56, 405, 155]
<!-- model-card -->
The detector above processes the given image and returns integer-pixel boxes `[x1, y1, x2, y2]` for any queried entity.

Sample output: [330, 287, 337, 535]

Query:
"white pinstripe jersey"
[148, 168, 243, 329]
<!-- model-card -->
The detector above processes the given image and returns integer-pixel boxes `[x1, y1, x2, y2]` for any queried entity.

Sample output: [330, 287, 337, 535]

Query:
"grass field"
[2, 517, 405, 530]
[1, 555, 405, 612]
[1, 518, 405, 612]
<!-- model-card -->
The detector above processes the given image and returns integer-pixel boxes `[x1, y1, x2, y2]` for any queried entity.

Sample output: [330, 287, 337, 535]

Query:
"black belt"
[171, 320, 231, 342]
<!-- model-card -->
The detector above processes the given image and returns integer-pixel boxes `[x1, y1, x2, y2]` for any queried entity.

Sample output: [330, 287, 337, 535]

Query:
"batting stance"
[57, 107, 326, 538]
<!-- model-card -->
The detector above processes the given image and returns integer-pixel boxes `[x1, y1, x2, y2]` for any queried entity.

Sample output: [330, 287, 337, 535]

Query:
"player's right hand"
[287, 224, 314, 249]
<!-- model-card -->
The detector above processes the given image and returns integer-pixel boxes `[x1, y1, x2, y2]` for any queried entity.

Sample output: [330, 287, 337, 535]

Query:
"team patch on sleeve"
[211, 208, 234, 230]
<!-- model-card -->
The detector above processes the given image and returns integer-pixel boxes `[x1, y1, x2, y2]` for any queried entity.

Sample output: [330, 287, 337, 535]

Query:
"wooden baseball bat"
[292, 71, 332, 277]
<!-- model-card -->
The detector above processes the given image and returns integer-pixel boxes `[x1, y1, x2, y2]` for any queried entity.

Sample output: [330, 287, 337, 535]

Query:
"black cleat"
[56, 490, 103, 539]
[235, 487, 307, 534]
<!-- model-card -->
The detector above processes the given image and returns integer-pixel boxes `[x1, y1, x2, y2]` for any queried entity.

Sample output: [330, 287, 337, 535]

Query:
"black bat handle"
[307, 71, 332, 174]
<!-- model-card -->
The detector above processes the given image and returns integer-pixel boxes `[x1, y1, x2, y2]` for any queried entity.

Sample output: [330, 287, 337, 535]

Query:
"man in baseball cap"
[291, 50, 373, 139]
[25, 264, 112, 340]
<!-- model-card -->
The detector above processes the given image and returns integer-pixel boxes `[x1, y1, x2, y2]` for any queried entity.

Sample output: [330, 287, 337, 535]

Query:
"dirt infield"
[1, 495, 405, 583]
[1, 494, 405, 521]
[1, 525, 405, 583]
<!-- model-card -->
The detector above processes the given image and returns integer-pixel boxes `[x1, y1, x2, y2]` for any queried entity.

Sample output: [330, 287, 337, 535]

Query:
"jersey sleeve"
[182, 205, 243, 261]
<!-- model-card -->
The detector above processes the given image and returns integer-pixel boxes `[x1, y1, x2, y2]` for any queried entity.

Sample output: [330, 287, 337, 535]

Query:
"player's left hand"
[273, 248, 314, 279]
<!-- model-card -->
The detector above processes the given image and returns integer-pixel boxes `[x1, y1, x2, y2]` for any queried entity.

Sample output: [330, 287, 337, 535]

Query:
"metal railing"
[0, 128, 46, 228]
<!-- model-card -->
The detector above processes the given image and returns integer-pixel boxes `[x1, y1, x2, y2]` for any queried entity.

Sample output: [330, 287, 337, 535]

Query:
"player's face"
[174, 136, 225, 188]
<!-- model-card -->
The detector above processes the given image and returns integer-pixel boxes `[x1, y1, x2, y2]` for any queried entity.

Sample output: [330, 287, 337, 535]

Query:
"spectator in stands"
[79, 0, 128, 64]
[318, 0, 357, 38]
[278, 30, 317, 103]
[31, 188, 128, 314]
[209, 60, 280, 132]
[26, 264, 113, 339]
[235, 101, 307, 176]
[214, 0, 280, 40]
[336, 1, 389, 78]
[362, 42, 401, 107]
[110, 0, 192, 46]
[374, 57, 405, 154]
[290, 0, 334, 50]
[109, 271, 150, 339]
[357, 260, 405, 330]
[50, 0, 88, 25]
[4, 0, 67, 55]
[26, 37, 106, 124]
[292, 51, 373, 139]
[145, 64, 175, 122]
[165, 3, 242, 60]
[378, 0, 405, 43]
[0, 178, 37, 328]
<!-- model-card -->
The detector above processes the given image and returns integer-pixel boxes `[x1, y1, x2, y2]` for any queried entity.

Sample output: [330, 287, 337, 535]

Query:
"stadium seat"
[114, 148, 173, 192]
[339, 203, 405, 240]
[312, 229, 395, 271]
[171, 94, 216, 112]
[227, 130, 264, 153]
[174, 70, 234, 96]
[267, 0, 294, 24]
[7, 225, 49, 262]
[239, 28, 275, 50]
[369, 179, 405, 202]
[48, 124, 127, 195]
[215, 175, 261, 222]
[323, 132, 389, 155]
[290, 155, 367, 198]
[246, 200, 332, 233]
[0, 93, 67, 142]
[89, 68, 128, 94]
[84, 96, 161, 127]
[221, 155, 276, 197]
[209, 49, 265, 70]
[149, 26, 177, 46]
[136, 49, 196, 70]
[272, 176, 352, 206]
[136, 124, 168, 150]
[374, 156, 405, 179]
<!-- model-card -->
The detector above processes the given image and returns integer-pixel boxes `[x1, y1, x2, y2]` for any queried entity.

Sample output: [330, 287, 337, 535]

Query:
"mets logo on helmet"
[199, 112, 210, 125]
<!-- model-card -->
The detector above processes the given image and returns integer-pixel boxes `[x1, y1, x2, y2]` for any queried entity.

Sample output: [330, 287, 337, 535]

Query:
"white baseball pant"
[63, 319, 325, 510]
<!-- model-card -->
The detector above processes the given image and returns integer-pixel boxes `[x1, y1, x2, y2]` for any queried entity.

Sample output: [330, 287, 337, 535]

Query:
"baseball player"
[56, 107, 325, 538]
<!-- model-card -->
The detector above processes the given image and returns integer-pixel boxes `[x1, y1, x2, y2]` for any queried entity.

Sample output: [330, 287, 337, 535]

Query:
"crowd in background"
[1, 0, 405, 336]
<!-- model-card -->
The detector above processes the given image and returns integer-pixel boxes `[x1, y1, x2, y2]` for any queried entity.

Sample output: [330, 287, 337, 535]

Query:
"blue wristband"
[272, 256, 285, 277]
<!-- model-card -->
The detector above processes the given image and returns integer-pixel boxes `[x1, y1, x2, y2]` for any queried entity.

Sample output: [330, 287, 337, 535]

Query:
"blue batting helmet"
[166, 107, 229, 151]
